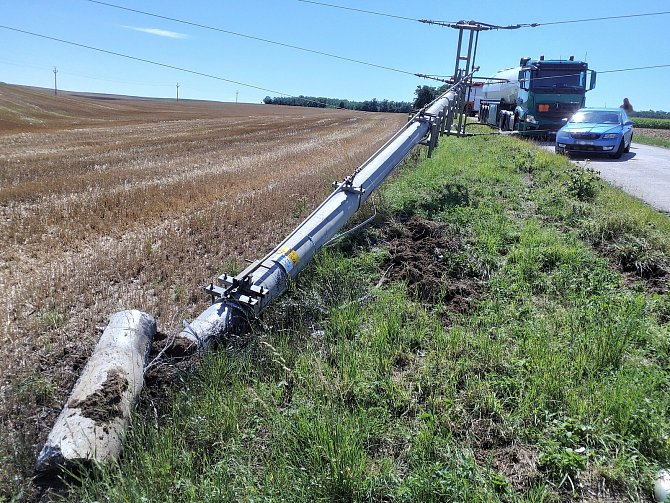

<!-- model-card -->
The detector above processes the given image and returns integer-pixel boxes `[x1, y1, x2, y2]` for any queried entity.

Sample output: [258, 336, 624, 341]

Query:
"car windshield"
[569, 111, 620, 124]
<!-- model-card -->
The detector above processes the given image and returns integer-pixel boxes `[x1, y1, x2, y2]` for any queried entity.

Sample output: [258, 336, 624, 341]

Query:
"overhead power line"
[296, 0, 422, 22]
[295, 0, 670, 30]
[0, 25, 349, 109]
[531, 11, 670, 27]
[0, 58, 174, 86]
[599, 64, 670, 74]
[83, 0, 445, 83]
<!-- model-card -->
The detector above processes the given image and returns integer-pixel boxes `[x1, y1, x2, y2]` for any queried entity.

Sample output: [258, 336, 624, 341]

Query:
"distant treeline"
[263, 95, 414, 113]
[630, 110, 670, 120]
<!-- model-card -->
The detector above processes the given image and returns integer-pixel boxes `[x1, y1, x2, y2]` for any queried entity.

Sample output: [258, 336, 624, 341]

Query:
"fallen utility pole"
[36, 74, 474, 479]
[174, 76, 471, 352]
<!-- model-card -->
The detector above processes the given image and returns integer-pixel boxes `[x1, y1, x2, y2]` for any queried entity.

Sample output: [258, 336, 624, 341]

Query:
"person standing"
[620, 98, 634, 114]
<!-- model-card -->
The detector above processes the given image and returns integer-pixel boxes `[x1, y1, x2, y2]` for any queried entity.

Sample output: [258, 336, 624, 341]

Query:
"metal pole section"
[177, 86, 464, 349]
[456, 29, 475, 136]
[461, 29, 479, 136]
[453, 28, 464, 82]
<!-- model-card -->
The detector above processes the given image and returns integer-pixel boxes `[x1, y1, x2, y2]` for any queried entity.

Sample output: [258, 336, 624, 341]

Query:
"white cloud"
[124, 26, 188, 39]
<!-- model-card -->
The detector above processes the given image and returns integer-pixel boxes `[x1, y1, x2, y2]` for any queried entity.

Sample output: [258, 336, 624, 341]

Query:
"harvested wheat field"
[0, 83, 406, 497]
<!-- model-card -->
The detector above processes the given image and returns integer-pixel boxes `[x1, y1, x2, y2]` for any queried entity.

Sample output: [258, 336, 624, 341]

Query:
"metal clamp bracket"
[332, 176, 366, 196]
[202, 262, 269, 308]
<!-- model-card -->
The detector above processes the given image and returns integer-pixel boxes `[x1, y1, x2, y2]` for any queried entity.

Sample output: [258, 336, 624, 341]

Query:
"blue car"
[555, 107, 634, 159]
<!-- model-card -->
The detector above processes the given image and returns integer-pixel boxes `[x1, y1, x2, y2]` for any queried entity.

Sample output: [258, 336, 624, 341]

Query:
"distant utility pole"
[236, 90, 239, 103]
[53, 67, 58, 96]
[176, 83, 180, 102]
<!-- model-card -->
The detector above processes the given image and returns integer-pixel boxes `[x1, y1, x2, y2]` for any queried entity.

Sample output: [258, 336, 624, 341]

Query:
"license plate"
[576, 140, 593, 145]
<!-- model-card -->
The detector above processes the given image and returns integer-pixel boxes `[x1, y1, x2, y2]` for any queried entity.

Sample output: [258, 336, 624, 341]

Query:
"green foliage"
[38, 308, 65, 329]
[631, 109, 670, 120]
[15, 376, 55, 404]
[291, 196, 307, 218]
[565, 164, 600, 201]
[263, 95, 413, 113]
[631, 117, 670, 129]
[413, 85, 439, 109]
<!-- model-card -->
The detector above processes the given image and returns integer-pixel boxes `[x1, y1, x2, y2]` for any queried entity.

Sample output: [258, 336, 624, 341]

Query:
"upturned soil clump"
[382, 217, 483, 315]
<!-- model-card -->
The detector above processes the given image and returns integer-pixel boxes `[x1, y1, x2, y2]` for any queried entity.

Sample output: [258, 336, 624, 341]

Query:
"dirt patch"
[636, 128, 670, 141]
[465, 415, 540, 491]
[166, 336, 198, 358]
[591, 238, 669, 294]
[382, 217, 482, 312]
[574, 468, 638, 503]
[621, 270, 669, 295]
[476, 444, 540, 491]
[68, 369, 128, 424]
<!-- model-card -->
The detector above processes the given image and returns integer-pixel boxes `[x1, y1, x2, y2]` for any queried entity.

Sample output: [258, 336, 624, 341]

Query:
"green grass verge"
[66, 134, 670, 502]
[635, 133, 670, 149]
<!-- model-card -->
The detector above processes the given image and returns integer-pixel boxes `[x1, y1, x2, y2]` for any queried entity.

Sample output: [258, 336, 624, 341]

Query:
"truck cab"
[479, 56, 596, 134]
[516, 56, 596, 132]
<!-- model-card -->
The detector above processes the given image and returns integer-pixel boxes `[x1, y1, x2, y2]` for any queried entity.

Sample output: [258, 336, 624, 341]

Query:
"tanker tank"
[482, 67, 520, 104]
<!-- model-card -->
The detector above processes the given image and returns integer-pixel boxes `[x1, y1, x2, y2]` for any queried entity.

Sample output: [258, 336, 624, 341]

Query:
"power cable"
[599, 64, 670, 74]
[0, 25, 350, 109]
[529, 11, 670, 27]
[296, 0, 423, 22]
[83, 0, 446, 83]
[0, 58, 173, 86]
[294, 0, 670, 30]
[511, 64, 670, 84]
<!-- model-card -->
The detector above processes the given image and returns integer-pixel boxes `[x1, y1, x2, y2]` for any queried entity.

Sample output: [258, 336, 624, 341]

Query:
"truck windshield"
[531, 68, 585, 91]
[570, 111, 621, 124]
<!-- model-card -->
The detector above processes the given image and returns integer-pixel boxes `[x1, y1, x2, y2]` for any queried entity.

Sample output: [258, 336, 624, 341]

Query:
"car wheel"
[610, 138, 625, 159]
[624, 133, 633, 153]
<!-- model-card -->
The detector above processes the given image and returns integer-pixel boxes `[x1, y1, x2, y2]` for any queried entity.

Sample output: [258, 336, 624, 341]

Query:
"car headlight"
[603, 133, 619, 139]
[526, 115, 536, 123]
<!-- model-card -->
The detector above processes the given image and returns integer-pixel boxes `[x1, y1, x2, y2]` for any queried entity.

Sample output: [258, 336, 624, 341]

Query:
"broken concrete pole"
[35, 310, 156, 479]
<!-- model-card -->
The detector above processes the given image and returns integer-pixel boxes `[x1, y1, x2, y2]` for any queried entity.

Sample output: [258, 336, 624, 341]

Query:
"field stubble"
[0, 84, 405, 498]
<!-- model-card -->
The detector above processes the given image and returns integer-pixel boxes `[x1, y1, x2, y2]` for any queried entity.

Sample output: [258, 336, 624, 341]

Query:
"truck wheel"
[610, 138, 625, 159]
[624, 133, 633, 153]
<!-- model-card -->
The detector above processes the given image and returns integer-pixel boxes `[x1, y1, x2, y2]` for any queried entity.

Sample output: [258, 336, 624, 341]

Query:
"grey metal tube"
[178, 88, 461, 348]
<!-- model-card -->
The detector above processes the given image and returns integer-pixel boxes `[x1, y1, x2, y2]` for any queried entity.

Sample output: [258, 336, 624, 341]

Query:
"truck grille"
[571, 132, 600, 140]
[537, 102, 581, 118]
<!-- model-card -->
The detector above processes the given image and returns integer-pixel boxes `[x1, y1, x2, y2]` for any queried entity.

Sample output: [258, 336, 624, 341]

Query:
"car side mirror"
[624, 120, 633, 126]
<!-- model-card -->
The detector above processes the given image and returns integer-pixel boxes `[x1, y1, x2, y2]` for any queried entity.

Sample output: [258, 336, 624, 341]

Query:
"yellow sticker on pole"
[282, 247, 300, 266]
[273, 246, 300, 273]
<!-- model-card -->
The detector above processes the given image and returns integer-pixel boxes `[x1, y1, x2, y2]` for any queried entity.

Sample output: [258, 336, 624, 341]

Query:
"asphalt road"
[540, 142, 670, 213]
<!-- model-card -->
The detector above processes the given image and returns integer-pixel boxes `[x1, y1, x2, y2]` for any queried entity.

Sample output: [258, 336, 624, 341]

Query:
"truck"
[463, 81, 484, 116]
[478, 56, 596, 134]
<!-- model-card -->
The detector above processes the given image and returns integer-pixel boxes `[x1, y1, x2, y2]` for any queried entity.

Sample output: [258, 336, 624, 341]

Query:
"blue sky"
[1, 1, 668, 111]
